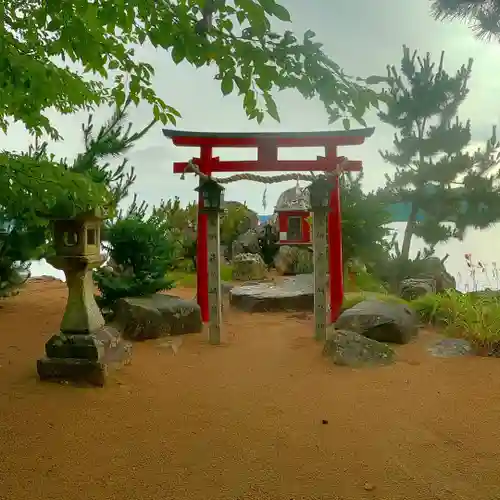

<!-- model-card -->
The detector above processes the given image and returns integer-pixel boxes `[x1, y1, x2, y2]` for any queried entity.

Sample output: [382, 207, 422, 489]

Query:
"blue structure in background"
[385, 203, 426, 223]
[386, 200, 483, 223]
[257, 214, 273, 225]
[382, 186, 485, 223]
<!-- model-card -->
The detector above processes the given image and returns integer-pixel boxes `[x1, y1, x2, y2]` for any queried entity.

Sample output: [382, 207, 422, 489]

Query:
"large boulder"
[323, 327, 395, 367]
[274, 245, 313, 275]
[114, 294, 202, 341]
[399, 277, 436, 300]
[232, 253, 267, 281]
[335, 300, 418, 344]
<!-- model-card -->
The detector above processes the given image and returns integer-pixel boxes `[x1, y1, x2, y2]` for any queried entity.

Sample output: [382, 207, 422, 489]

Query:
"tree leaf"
[264, 93, 280, 121]
[171, 42, 185, 65]
[270, 2, 291, 21]
[243, 90, 257, 112]
[221, 74, 234, 95]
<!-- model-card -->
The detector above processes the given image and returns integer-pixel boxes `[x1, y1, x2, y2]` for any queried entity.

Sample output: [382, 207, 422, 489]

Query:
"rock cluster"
[324, 300, 419, 368]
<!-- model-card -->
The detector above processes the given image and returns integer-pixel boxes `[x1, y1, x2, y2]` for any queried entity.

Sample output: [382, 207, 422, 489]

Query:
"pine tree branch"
[375, 45, 500, 253]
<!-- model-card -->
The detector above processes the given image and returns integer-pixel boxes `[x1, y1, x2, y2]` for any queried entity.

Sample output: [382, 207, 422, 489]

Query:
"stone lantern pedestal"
[36, 210, 131, 386]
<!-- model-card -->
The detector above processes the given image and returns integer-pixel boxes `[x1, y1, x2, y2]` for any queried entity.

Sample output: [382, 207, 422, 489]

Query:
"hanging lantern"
[195, 178, 225, 212]
[308, 175, 333, 210]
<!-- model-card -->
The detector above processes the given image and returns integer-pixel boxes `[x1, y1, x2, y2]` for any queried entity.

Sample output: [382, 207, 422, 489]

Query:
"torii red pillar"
[163, 129, 374, 323]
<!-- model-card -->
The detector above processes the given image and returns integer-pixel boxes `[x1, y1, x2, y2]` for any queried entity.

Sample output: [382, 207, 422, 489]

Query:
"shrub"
[175, 258, 196, 273]
[370, 247, 440, 293]
[411, 290, 500, 350]
[94, 215, 178, 307]
[168, 271, 197, 288]
[150, 198, 257, 266]
[340, 172, 393, 266]
[345, 264, 387, 293]
[169, 263, 233, 288]
[0, 221, 47, 298]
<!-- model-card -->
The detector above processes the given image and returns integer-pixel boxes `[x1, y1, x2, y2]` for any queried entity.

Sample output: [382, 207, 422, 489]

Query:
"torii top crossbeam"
[163, 128, 375, 173]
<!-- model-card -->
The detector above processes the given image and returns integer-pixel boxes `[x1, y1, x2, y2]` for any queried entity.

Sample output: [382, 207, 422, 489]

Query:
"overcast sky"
[10, 0, 500, 287]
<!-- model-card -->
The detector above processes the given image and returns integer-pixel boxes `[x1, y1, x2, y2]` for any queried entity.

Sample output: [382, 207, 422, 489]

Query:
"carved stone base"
[37, 325, 132, 387]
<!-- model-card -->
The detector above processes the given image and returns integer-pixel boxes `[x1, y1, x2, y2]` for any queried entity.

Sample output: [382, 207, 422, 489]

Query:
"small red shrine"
[274, 186, 311, 245]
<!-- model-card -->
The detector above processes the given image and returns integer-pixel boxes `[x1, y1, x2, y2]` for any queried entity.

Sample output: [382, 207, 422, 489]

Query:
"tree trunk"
[401, 203, 418, 261]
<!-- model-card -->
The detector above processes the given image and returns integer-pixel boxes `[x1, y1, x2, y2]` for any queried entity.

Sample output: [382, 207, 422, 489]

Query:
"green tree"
[146, 197, 198, 269]
[220, 201, 258, 257]
[431, 0, 500, 41]
[2, 0, 381, 217]
[340, 172, 392, 267]
[143, 198, 257, 266]
[374, 46, 500, 261]
[94, 214, 178, 308]
[305, 173, 392, 268]
[0, 101, 153, 297]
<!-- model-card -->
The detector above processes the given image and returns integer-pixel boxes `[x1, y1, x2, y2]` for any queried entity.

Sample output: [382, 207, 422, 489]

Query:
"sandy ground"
[1, 280, 500, 500]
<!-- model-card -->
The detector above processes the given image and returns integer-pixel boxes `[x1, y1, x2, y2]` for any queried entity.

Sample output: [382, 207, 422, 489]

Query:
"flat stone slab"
[229, 274, 314, 312]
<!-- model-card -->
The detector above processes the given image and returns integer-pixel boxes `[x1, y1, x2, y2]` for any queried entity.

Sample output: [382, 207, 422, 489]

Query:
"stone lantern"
[37, 208, 131, 386]
[195, 177, 224, 212]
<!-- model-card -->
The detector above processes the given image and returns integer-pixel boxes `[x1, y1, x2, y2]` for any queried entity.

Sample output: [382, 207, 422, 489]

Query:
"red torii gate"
[163, 128, 374, 323]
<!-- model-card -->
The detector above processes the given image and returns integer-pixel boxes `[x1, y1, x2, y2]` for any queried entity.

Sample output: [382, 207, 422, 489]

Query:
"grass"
[169, 263, 234, 288]
[341, 291, 409, 312]
[411, 290, 500, 352]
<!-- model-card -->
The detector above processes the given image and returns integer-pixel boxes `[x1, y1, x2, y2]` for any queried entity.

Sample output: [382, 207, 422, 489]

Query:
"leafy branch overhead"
[2, 0, 379, 136]
[1, 100, 154, 223]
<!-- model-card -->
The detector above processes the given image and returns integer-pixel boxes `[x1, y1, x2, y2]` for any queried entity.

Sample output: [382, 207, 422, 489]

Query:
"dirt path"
[1, 280, 500, 500]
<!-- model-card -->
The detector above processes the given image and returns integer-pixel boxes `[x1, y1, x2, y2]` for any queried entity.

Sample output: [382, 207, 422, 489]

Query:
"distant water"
[29, 244, 108, 282]
[29, 259, 65, 281]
